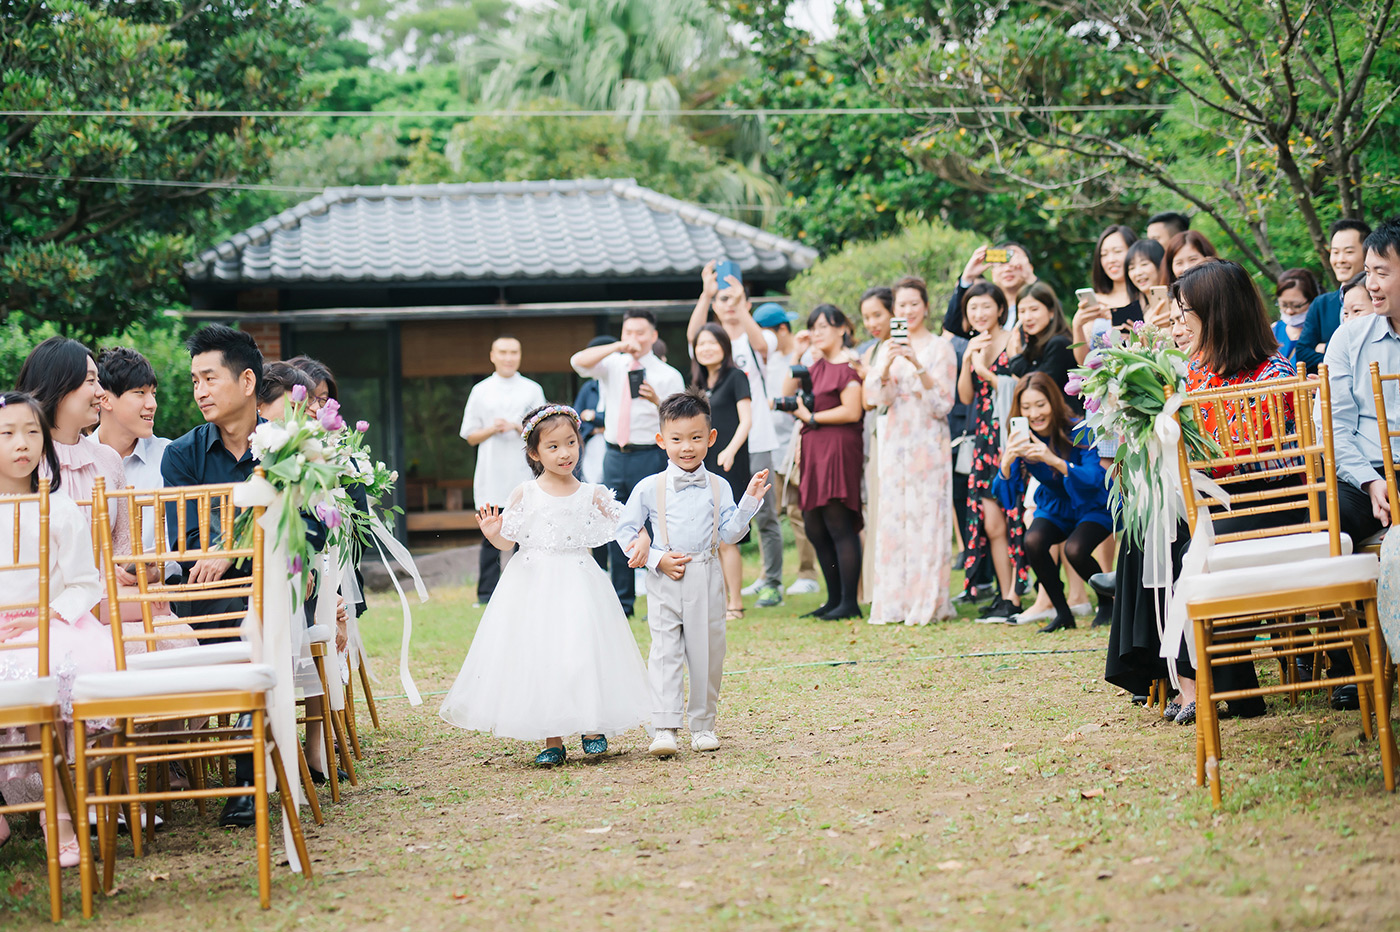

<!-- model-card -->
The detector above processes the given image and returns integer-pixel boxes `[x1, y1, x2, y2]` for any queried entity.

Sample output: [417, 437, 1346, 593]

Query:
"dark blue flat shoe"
[581, 735, 608, 755]
[534, 746, 566, 766]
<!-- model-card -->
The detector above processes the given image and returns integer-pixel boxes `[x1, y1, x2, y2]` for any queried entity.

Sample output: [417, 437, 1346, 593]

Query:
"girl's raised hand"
[477, 504, 504, 538]
[746, 469, 772, 501]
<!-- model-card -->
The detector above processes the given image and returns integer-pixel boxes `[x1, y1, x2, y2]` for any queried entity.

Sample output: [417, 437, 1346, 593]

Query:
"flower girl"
[439, 404, 653, 765]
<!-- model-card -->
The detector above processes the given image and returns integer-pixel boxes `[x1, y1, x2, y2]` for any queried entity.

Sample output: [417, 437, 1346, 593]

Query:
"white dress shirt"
[572, 351, 685, 447]
[93, 429, 178, 580]
[615, 463, 761, 570]
[459, 373, 547, 508]
[1322, 312, 1400, 490]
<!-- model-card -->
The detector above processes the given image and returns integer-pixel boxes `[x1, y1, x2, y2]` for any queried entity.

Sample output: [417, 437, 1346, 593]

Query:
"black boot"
[1091, 594, 1114, 628]
[1088, 572, 1116, 598]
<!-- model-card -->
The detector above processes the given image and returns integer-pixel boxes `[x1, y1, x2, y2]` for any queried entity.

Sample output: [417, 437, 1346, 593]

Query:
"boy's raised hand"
[745, 469, 771, 500]
[477, 504, 504, 539]
[658, 552, 691, 580]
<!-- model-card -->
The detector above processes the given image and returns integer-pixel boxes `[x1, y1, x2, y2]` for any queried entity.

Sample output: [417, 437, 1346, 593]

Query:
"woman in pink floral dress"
[863, 277, 959, 625]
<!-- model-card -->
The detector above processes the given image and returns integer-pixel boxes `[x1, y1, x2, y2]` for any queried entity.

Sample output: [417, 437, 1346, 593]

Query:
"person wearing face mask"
[1295, 218, 1373, 373]
[957, 282, 1029, 620]
[943, 242, 1037, 337]
[864, 278, 958, 626]
[1271, 268, 1321, 363]
[1071, 225, 1141, 364]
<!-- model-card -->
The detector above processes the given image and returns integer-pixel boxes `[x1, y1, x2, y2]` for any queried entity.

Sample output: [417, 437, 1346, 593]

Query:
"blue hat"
[714, 259, 743, 288]
[754, 302, 798, 329]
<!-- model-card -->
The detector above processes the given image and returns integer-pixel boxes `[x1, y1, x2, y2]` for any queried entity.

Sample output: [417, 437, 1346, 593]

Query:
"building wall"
[400, 316, 597, 377]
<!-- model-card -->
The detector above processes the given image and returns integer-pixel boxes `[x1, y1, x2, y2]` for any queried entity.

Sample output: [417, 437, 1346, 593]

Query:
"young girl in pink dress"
[0, 392, 117, 864]
[16, 337, 192, 654]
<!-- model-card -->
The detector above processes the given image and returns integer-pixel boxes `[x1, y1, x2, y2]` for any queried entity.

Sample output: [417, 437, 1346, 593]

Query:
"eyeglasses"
[1278, 301, 1310, 314]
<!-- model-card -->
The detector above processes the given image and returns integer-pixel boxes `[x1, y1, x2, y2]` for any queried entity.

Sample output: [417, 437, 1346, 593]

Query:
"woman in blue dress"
[993, 372, 1112, 633]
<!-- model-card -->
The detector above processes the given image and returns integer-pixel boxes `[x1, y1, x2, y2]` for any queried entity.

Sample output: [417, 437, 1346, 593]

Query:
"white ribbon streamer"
[367, 508, 428, 706]
[313, 551, 344, 712]
[231, 477, 304, 874]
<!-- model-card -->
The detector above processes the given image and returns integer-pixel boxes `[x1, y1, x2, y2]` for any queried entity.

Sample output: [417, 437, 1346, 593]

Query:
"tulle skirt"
[439, 547, 653, 741]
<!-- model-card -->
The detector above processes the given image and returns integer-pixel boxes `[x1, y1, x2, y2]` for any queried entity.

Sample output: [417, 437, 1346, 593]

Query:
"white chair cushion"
[306, 624, 333, 644]
[0, 676, 59, 709]
[1187, 553, 1380, 604]
[125, 642, 253, 671]
[72, 664, 276, 702]
[1205, 531, 1353, 572]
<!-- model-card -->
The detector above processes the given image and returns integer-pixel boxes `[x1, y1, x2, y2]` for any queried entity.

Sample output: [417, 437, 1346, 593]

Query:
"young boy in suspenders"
[616, 389, 771, 757]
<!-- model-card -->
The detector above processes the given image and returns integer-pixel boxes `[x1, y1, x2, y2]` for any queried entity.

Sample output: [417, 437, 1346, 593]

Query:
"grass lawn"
[3, 546, 1398, 930]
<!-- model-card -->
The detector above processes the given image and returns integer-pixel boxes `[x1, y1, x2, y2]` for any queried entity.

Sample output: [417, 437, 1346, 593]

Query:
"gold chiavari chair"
[1366, 360, 1400, 697]
[0, 480, 79, 922]
[1174, 370, 1396, 806]
[71, 477, 311, 916]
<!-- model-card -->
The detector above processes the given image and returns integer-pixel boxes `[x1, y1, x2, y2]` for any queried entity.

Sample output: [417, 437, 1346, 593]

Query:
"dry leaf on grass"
[1080, 788, 1105, 799]
[147, 872, 169, 882]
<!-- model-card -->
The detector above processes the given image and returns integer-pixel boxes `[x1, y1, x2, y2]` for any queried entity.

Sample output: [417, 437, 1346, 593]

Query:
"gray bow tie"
[672, 470, 706, 491]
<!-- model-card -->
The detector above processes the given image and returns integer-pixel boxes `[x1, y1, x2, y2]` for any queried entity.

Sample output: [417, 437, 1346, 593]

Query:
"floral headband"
[521, 404, 581, 441]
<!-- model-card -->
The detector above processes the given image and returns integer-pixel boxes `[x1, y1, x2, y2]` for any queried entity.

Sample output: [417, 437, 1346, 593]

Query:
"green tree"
[329, 0, 510, 67]
[1, 0, 322, 336]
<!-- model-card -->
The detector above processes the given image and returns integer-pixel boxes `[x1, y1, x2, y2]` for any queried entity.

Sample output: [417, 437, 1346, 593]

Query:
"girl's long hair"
[1009, 372, 1077, 457]
[0, 392, 62, 493]
[690, 322, 737, 390]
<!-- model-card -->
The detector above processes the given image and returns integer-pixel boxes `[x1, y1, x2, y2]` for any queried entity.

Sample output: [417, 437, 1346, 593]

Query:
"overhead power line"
[0, 103, 1174, 120]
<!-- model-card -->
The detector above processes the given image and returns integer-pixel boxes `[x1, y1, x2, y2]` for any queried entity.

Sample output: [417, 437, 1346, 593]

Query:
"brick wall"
[239, 320, 282, 360]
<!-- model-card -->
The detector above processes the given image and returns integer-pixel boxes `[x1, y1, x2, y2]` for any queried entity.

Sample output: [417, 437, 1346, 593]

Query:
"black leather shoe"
[1293, 656, 1315, 682]
[1091, 597, 1114, 628]
[1038, 613, 1077, 634]
[1331, 684, 1361, 710]
[307, 767, 349, 786]
[800, 605, 837, 619]
[1088, 573, 1116, 598]
[1220, 697, 1268, 719]
[219, 783, 256, 828]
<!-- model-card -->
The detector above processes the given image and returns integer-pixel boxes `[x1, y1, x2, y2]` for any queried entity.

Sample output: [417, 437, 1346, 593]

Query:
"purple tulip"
[1084, 351, 1104, 370]
[1085, 396, 1101, 413]
[290, 384, 307, 403]
[289, 555, 303, 575]
[318, 397, 345, 432]
[1065, 375, 1084, 396]
[316, 501, 343, 531]
[356, 420, 369, 433]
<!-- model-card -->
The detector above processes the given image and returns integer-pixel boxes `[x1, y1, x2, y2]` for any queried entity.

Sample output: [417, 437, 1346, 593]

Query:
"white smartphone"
[1075, 287, 1100, 308]
[1009, 416, 1030, 438]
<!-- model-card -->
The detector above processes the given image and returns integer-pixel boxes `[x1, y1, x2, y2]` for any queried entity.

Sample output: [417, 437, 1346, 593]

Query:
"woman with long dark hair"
[1071, 225, 1141, 363]
[690, 322, 752, 620]
[1006, 281, 1077, 412]
[787, 305, 866, 621]
[1106, 260, 1294, 724]
[993, 373, 1111, 633]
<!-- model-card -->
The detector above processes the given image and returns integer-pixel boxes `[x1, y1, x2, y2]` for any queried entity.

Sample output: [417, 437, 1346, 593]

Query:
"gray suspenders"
[654, 474, 723, 557]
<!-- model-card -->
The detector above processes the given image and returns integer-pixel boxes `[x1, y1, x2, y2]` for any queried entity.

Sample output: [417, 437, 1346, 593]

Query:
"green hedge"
[783, 219, 984, 338]
[0, 317, 205, 441]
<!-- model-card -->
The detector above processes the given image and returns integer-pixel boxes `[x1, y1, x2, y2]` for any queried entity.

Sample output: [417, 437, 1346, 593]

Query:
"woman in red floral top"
[1107, 260, 1297, 725]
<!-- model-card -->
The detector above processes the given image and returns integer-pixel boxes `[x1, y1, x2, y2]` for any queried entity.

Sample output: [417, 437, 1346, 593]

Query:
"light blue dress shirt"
[615, 463, 761, 570]
[1322, 312, 1400, 490]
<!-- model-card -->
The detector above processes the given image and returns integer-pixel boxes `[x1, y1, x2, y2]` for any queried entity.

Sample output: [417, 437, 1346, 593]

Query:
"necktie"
[672, 470, 706, 491]
[615, 357, 641, 445]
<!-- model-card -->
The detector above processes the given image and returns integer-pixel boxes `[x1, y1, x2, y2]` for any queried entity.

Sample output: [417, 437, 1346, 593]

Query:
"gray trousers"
[646, 554, 726, 732]
[749, 449, 784, 588]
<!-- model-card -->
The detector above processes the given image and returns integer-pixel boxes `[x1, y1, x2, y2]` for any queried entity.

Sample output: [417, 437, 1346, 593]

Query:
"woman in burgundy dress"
[788, 304, 866, 621]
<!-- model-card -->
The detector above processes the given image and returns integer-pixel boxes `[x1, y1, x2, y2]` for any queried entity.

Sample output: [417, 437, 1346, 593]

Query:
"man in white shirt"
[570, 309, 686, 615]
[94, 347, 179, 584]
[460, 336, 547, 602]
[687, 261, 786, 607]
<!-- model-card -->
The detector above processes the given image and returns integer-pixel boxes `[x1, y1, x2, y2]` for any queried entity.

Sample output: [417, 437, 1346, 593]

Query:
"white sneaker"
[785, 578, 820, 595]
[691, 731, 720, 752]
[740, 579, 765, 596]
[648, 729, 679, 757]
[1070, 602, 1094, 617]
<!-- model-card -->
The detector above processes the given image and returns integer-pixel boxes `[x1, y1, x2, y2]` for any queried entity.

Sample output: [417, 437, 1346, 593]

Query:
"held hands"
[624, 528, 652, 568]
[745, 468, 772, 500]
[188, 557, 233, 585]
[477, 504, 505, 539]
[493, 418, 520, 435]
[658, 552, 691, 580]
[114, 564, 138, 587]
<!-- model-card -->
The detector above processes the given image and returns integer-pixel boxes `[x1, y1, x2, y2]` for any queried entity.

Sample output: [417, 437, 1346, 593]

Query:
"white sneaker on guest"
[691, 731, 720, 752]
[740, 578, 765, 596]
[786, 578, 820, 595]
[648, 729, 679, 757]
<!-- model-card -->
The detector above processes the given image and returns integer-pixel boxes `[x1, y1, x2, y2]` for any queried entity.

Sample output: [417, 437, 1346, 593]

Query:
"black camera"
[773, 365, 814, 413]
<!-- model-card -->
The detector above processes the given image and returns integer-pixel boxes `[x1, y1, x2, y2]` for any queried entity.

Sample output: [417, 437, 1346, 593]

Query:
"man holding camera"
[688, 260, 787, 608]
[571, 310, 685, 615]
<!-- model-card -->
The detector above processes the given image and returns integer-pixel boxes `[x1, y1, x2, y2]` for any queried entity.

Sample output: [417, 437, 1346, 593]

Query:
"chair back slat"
[0, 480, 53, 676]
[1177, 370, 1343, 552]
[91, 477, 264, 670]
[1368, 361, 1400, 523]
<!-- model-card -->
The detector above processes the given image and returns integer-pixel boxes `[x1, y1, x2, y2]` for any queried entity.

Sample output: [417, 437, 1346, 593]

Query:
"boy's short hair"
[96, 347, 158, 397]
[658, 388, 710, 428]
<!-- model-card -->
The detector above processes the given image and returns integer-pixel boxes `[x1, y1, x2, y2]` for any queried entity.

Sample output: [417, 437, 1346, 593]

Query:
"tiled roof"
[184, 179, 818, 285]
